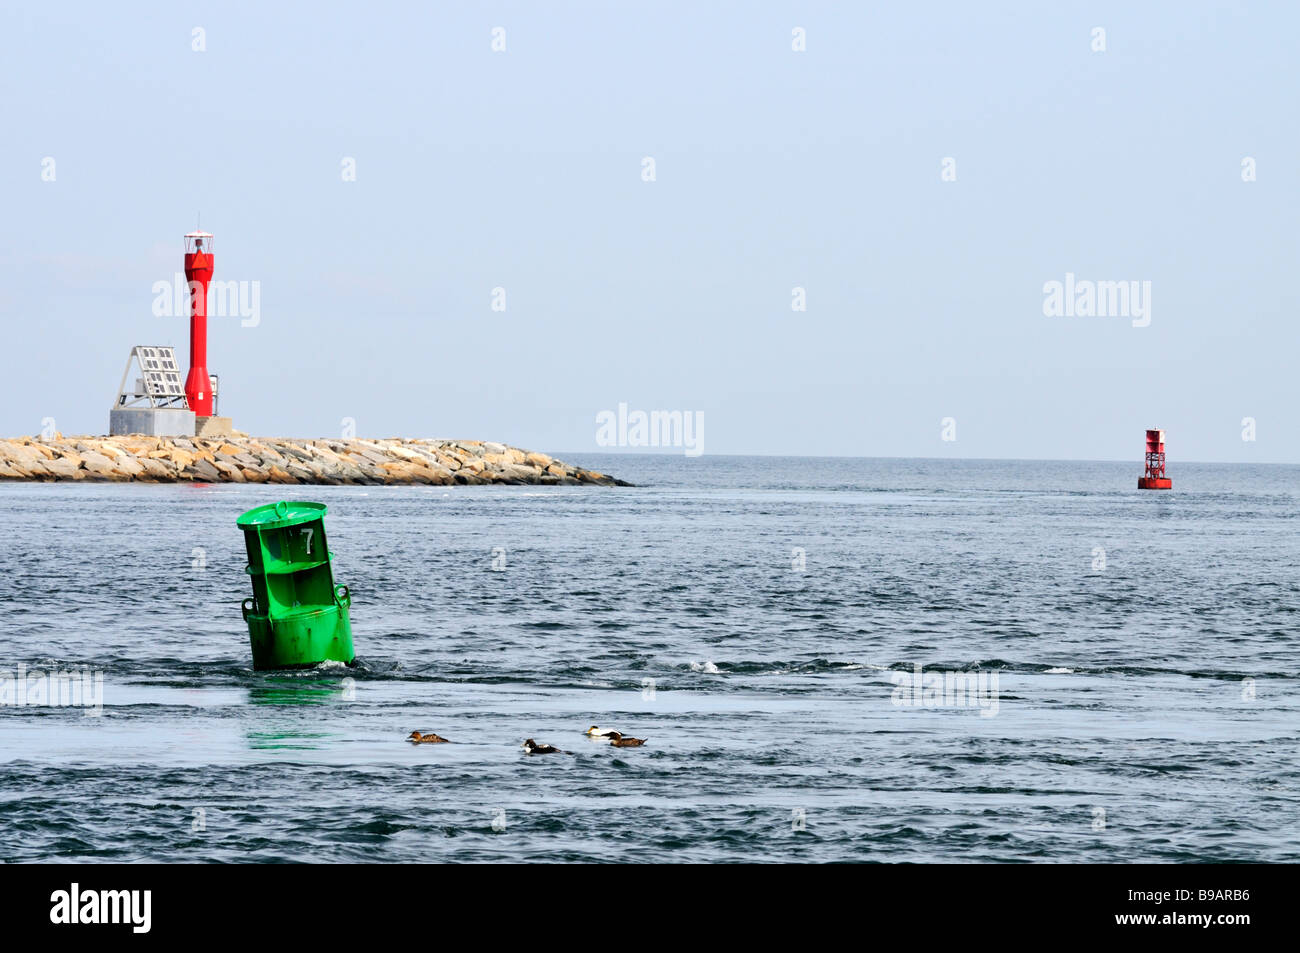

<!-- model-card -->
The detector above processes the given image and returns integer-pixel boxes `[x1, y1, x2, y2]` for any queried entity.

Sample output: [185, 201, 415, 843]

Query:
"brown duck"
[407, 731, 451, 744]
[607, 731, 647, 748]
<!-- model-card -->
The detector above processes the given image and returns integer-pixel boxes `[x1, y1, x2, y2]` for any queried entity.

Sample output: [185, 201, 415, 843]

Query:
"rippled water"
[2, 456, 1297, 862]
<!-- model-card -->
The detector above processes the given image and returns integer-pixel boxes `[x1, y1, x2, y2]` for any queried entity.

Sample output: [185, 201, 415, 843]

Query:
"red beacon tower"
[183, 230, 215, 418]
[1138, 429, 1172, 490]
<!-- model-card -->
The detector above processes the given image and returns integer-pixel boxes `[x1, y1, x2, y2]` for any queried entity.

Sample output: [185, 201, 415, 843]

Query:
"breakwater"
[0, 435, 629, 486]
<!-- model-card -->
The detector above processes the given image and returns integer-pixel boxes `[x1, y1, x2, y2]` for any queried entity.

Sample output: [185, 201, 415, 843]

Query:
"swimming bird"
[407, 731, 451, 744]
[585, 725, 618, 738]
[607, 731, 647, 747]
[522, 739, 566, 754]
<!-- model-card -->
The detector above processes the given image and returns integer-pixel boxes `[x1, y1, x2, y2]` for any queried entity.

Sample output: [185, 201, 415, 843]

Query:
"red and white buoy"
[1138, 429, 1171, 490]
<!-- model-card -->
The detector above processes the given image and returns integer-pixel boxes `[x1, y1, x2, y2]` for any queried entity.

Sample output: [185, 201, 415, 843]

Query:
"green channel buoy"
[236, 500, 355, 671]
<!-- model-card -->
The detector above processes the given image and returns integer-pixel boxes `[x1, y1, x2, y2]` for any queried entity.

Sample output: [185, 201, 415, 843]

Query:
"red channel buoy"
[1138, 428, 1172, 490]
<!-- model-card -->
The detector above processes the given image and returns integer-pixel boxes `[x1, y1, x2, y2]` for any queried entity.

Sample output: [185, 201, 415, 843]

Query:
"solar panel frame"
[114, 346, 188, 408]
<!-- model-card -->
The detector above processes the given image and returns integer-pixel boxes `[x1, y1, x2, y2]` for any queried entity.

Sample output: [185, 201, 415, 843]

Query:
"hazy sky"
[2, 2, 1296, 462]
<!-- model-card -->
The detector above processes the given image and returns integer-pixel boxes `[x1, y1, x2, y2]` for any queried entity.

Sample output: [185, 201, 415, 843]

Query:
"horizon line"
[548, 450, 1300, 467]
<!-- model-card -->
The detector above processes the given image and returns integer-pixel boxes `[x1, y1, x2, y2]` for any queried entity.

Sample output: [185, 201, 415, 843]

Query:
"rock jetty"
[0, 435, 630, 487]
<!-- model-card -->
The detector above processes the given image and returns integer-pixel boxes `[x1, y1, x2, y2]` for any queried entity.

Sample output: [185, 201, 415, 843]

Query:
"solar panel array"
[136, 346, 184, 397]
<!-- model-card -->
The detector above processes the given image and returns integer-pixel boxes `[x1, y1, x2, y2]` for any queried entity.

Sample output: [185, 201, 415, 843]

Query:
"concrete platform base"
[195, 416, 234, 437]
[109, 408, 196, 437]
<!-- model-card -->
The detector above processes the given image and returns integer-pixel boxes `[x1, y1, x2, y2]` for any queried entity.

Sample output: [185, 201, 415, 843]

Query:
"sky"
[1, 2, 1297, 462]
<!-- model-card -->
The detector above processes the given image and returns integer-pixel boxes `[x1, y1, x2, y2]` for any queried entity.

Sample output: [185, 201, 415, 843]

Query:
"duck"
[522, 739, 567, 755]
[407, 731, 451, 744]
[585, 725, 618, 738]
[607, 731, 647, 748]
